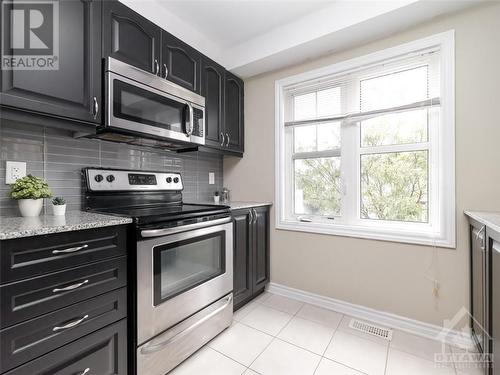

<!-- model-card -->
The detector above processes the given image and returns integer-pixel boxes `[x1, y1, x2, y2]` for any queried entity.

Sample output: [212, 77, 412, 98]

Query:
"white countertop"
[0, 211, 132, 240]
[464, 211, 500, 234]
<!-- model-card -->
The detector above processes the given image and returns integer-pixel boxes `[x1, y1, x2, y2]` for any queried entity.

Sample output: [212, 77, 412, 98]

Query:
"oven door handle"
[141, 217, 231, 238]
[140, 294, 233, 355]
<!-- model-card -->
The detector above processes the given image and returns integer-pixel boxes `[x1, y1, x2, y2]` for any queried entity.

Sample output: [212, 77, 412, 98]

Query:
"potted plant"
[52, 196, 67, 216]
[214, 191, 220, 203]
[9, 175, 52, 217]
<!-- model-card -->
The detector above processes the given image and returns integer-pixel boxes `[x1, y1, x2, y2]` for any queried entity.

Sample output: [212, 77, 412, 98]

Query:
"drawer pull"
[53, 315, 89, 331]
[79, 368, 90, 375]
[52, 244, 88, 254]
[53, 279, 89, 293]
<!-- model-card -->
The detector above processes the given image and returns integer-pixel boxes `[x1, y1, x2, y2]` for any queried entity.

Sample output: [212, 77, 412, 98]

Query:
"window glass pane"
[360, 109, 428, 147]
[294, 125, 317, 152]
[294, 92, 316, 120]
[360, 66, 428, 111]
[317, 87, 342, 117]
[318, 122, 341, 150]
[294, 157, 341, 216]
[361, 151, 428, 222]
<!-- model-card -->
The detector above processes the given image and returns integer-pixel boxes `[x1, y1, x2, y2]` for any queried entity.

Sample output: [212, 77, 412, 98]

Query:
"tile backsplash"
[0, 121, 223, 216]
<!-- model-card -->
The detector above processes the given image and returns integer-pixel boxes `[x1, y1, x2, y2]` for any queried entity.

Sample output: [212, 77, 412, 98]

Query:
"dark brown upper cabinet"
[201, 57, 225, 149]
[161, 31, 201, 93]
[0, 0, 102, 124]
[103, 0, 161, 75]
[225, 72, 245, 154]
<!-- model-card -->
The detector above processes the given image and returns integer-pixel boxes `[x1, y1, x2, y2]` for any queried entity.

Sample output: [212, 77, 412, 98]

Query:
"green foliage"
[52, 196, 66, 205]
[295, 158, 341, 216]
[10, 175, 52, 200]
[361, 151, 428, 222]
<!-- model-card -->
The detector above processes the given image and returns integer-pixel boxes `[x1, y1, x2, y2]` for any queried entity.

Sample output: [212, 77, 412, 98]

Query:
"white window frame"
[275, 31, 455, 248]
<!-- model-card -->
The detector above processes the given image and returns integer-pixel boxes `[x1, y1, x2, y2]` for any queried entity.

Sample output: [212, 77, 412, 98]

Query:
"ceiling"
[161, 1, 333, 48]
[121, 0, 482, 78]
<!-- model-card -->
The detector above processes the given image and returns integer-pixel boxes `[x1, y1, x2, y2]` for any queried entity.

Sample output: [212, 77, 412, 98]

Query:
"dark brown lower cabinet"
[467, 213, 500, 375]
[3, 319, 127, 375]
[233, 205, 270, 310]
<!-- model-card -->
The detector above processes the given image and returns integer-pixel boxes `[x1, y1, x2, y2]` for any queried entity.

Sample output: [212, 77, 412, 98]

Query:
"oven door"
[136, 219, 233, 345]
[106, 71, 195, 145]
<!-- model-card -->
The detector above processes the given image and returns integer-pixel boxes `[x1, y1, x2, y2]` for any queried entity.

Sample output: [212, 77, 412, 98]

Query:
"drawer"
[1, 288, 127, 373]
[0, 257, 127, 328]
[1, 225, 127, 284]
[3, 319, 127, 375]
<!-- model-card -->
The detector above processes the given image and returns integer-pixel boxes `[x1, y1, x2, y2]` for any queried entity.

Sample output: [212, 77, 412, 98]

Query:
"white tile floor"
[169, 292, 484, 375]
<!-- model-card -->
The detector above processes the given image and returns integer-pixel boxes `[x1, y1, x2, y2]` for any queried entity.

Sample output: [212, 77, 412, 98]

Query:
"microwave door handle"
[185, 103, 194, 137]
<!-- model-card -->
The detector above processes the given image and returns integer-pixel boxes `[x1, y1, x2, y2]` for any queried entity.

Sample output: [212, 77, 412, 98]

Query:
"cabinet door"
[471, 223, 487, 353]
[103, 0, 161, 75]
[0, 0, 102, 123]
[224, 71, 244, 154]
[201, 58, 225, 149]
[252, 207, 270, 292]
[491, 238, 500, 375]
[4, 319, 127, 375]
[161, 31, 201, 93]
[232, 209, 253, 309]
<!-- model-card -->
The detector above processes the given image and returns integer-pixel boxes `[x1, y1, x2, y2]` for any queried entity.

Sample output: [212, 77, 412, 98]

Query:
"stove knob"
[166, 177, 172, 183]
[173, 177, 179, 183]
[106, 175, 115, 182]
[94, 174, 103, 182]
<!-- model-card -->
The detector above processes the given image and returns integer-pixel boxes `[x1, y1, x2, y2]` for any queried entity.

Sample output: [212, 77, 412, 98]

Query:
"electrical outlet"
[209, 172, 215, 185]
[5, 161, 27, 184]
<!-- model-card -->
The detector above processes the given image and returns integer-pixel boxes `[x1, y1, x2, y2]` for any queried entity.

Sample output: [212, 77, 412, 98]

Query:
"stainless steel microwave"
[101, 57, 205, 148]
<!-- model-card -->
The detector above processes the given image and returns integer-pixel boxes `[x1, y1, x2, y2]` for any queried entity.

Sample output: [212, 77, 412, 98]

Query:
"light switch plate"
[209, 172, 215, 185]
[5, 161, 27, 184]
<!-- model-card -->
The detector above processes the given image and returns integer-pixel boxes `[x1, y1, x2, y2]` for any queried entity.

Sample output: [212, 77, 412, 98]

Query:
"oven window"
[113, 80, 187, 132]
[153, 231, 225, 306]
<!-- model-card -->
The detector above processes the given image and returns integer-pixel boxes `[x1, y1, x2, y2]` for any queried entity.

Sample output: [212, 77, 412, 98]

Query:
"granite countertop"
[464, 211, 500, 234]
[191, 201, 273, 210]
[0, 211, 133, 240]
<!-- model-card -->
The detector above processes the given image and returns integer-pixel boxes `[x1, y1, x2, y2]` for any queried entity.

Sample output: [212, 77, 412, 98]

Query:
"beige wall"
[224, 3, 500, 326]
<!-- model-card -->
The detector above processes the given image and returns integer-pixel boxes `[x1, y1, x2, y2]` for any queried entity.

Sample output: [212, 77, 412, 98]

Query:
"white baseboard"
[267, 282, 474, 348]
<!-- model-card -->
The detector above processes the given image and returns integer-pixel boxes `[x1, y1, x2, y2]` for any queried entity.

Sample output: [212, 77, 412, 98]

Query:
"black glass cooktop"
[93, 203, 230, 226]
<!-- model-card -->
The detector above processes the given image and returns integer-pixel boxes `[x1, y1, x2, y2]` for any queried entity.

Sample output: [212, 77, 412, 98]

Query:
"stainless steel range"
[83, 168, 233, 375]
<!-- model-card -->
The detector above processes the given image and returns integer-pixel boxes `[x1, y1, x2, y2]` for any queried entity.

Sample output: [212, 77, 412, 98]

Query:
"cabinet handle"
[248, 209, 254, 224]
[92, 97, 98, 119]
[220, 132, 225, 147]
[163, 63, 168, 79]
[53, 279, 89, 293]
[252, 208, 258, 224]
[154, 59, 160, 76]
[52, 244, 88, 254]
[52, 315, 89, 332]
[79, 369, 90, 375]
[225, 133, 230, 147]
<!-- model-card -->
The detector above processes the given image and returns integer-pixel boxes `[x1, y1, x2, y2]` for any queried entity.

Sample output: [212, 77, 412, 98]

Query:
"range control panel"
[85, 168, 183, 192]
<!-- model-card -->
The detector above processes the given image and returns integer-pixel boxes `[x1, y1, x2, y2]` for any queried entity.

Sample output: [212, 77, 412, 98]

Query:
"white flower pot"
[52, 204, 67, 216]
[18, 198, 44, 217]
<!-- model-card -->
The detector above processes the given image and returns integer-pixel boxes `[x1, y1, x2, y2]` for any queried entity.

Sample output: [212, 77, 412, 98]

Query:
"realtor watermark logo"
[1, 0, 59, 70]
[434, 307, 492, 371]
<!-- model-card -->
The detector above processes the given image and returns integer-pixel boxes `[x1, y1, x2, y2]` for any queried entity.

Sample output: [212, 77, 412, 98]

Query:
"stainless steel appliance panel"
[137, 293, 232, 375]
[136, 221, 233, 344]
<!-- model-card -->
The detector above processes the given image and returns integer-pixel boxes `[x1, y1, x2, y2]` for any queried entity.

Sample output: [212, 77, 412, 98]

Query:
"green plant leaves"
[9, 175, 53, 200]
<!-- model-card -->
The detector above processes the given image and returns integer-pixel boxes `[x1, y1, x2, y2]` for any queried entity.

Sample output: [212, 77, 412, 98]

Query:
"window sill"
[276, 220, 455, 248]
